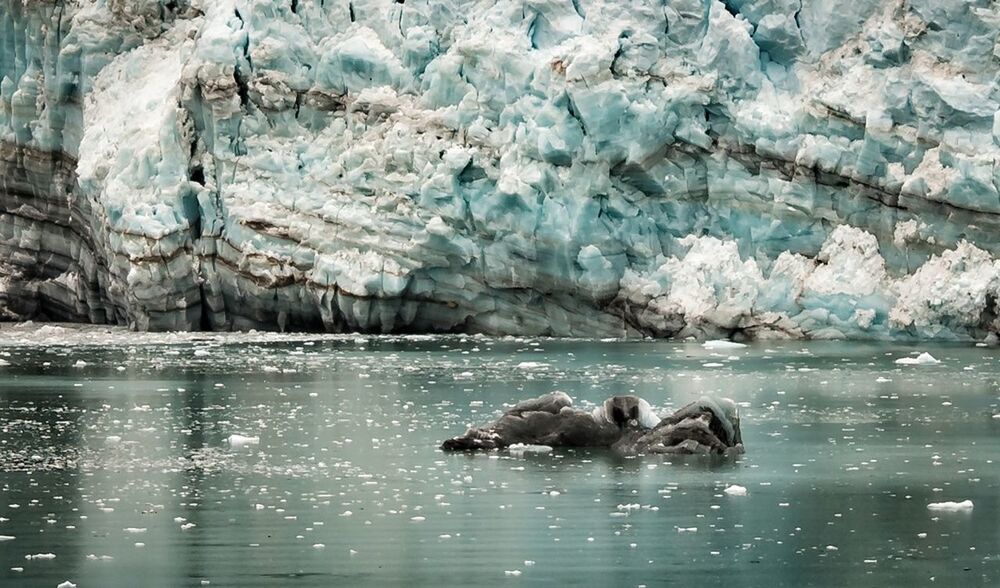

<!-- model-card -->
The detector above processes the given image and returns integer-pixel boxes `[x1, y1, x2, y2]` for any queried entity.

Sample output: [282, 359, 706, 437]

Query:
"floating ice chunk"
[927, 500, 973, 511]
[702, 362, 725, 368]
[504, 570, 522, 577]
[123, 528, 147, 534]
[677, 527, 697, 533]
[0, 535, 14, 541]
[895, 353, 940, 365]
[0, 359, 10, 367]
[227, 434, 260, 447]
[508, 444, 553, 455]
[312, 544, 325, 549]
[410, 516, 425, 522]
[723, 485, 748, 496]
[57, 582, 76, 588]
[72, 360, 87, 368]
[516, 362, 549, 370]
[825, 545, 838, 551]
[180, 523, 196, 530]
[702, 340, 747, 350]
[25, 553, 56, 560]
[85, 554, 114, 561]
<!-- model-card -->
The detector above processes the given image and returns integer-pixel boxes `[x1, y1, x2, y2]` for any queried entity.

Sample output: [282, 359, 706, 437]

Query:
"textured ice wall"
[1, 0, 999, 339]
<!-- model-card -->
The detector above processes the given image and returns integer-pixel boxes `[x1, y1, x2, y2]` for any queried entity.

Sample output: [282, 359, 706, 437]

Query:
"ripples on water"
[0, 325, 998, 586]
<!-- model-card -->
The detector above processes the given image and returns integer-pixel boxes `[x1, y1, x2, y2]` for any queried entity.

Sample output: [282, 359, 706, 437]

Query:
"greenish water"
[0, 329, 998, 587]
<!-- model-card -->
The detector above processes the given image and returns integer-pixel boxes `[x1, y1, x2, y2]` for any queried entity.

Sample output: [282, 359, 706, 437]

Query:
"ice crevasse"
[1, 0, 999, 340]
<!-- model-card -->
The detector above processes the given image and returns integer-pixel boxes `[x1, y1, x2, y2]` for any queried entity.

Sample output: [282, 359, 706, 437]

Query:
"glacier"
[1, 0, 999, 339]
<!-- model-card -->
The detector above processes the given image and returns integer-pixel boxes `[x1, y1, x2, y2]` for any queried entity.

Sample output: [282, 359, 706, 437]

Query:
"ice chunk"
[723, 485, 748, 496]
[895, 353, 940, 365]
[516, 362, 549, 370]
[702, 340, 747, 350]
[227, 434, 260, 447]
[927, 500, 974, 511]
[508, 444, 554, 455]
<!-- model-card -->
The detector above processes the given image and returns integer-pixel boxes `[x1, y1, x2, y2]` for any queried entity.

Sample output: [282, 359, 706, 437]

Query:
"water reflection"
[0, 337, 997, 586]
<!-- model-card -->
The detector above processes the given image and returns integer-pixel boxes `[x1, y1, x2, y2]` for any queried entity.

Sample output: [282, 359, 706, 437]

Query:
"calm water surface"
[0, 327, 998, 587]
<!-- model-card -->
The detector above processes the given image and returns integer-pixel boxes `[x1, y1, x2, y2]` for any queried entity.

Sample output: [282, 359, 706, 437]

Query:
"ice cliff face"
[2, 0, 1000, 339]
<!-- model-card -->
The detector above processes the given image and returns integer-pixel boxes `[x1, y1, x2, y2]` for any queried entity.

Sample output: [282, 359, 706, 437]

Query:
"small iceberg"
[927, 500, 973, 511]
[516, 361, 549, 370]
[723, 485, 748, 496]
[508, 443, 553, 455]
[227, 434, 260, 447]
[895, 352, 940, 365]
[702, 340, 747, 350]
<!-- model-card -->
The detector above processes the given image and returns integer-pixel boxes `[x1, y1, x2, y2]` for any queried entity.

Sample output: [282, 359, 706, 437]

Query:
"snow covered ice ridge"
[2, 1, 1000, 340]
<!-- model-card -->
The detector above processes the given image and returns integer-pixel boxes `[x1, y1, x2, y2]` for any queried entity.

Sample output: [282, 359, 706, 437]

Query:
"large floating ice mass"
[2, 1, 1000, 339]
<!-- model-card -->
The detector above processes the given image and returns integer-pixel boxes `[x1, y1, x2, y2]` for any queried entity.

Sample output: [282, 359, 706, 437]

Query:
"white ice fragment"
[410, 516, 425, 522]
[227, 434, 260, 447]
[508, 443, 553, 455]
[702, 340, 747, 350]
[895, 353, 940, 365]
[72, 360, 87, 368]
[312, 544, 325, 549]
[0, 535, 14, 541]
[516, 362, 548, 370]
[57, 582, 76, 588]
[927, 500, 973, 511]
[25, 553, 56, 560]
[123, 528, 147, 534]
[180, 523, 196, 530]
[723, 485, 747, 496]
[504, 570, 522, 577]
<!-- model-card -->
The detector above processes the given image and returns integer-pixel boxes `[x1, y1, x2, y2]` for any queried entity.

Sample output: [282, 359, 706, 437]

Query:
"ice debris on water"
[723, 485, 748, 496]
[516, 362, 548, 370]
[227, 434, 260, 447]
[927, 500, 974, 511]
[25, 553, 56, 560]
[57, 582, 77, 588]
[508, 444, 553, 455]
[702, 340, 747, 350]
[895, 352, 940, 365]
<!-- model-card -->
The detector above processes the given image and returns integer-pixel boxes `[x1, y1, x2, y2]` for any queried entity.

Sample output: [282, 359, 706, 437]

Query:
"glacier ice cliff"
[1, 0, 1000, 339]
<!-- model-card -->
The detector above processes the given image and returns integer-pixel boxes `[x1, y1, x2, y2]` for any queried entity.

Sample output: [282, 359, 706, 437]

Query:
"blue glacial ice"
[1, 0, 999, 340]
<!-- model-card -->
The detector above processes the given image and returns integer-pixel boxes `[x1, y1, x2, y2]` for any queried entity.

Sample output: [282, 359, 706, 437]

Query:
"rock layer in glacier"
[1, 0, 999, 339]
